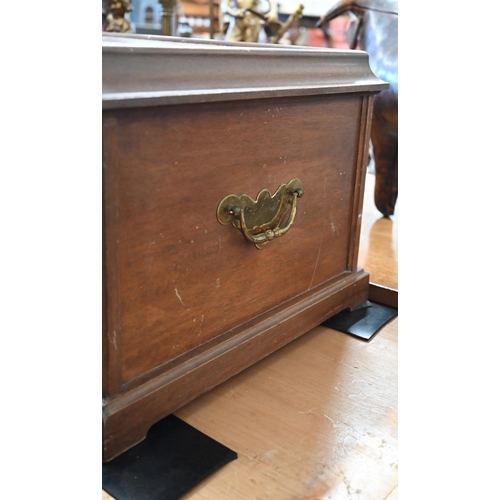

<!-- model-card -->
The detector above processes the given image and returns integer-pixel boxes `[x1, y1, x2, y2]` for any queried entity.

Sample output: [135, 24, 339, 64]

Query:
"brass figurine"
[270, 4, 304, 44]
[224, 0, 279, 43]
[105, 0, 134, 33]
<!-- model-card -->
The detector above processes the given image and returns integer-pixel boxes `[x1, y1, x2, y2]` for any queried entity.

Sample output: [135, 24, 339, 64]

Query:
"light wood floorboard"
[358, 171, 398, 290]
[103, 171, 398, 500]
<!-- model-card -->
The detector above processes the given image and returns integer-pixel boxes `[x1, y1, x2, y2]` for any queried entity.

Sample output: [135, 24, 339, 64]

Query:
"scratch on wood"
[174, 287, 186, 307]
[199, 314, 204, 335]
[112, 330, 117, 350]
[309, 235, 324, 289]
[299, 406, 318, 414]
[323, 414, 337, 428]
[218, 236, 222, 252]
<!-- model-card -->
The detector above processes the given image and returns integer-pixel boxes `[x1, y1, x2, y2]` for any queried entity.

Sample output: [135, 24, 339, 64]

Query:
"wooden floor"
[103, 171, 398, 500]
[358, 171, 398, 291]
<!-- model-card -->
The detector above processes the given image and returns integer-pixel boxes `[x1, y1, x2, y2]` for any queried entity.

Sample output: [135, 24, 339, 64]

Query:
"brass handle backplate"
[216, 178, 304, 249]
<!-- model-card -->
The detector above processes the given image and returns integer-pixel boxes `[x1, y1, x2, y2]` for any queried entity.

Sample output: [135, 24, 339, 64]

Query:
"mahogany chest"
[102, 33, 388, 461]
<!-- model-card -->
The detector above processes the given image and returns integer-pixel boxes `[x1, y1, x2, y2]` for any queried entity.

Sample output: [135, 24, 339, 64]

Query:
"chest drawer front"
[104, 93, 364, 385]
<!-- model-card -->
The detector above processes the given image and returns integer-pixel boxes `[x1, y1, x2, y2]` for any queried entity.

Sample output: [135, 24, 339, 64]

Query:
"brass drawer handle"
[216, 178, 304, 249]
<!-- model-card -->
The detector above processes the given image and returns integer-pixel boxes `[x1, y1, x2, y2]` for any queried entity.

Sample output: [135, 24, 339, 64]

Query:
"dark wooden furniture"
[102, 33, 388, 462]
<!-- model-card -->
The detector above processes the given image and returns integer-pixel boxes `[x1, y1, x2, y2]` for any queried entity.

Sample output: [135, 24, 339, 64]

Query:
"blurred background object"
[223, 0, 279, 43]
[176, 15, 194, 36]
[269, 3, 304, 43]
[104, 0, 135, 32]
[318, 0, 398, 217]
[110, 0, 361, 46]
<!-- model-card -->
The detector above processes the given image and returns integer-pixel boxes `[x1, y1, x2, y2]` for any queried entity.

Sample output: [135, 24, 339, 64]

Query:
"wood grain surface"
[104, 94, 367, 387]
[176, 320, 398, 500]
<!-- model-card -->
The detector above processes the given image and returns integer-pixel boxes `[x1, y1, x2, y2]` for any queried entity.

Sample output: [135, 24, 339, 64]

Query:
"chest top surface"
[102, 33, 389, 109]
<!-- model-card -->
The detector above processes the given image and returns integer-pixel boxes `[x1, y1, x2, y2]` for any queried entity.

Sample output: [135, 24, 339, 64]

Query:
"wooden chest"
[102, 33, 388, 462]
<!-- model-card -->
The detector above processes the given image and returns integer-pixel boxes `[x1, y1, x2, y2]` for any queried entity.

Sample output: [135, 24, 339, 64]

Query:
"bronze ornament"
[217, 178, 304, 249]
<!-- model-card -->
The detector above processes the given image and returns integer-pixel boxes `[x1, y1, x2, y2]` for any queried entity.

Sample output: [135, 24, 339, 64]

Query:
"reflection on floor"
[359, 171, 398, 290]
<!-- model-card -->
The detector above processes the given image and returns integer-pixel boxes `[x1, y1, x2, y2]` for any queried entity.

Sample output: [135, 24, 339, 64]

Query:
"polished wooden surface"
[103, 321, 398, 500]
[102, 170, 398, 499]
[104, 95, 370, 389]
[358, 170, 398, 290]
[102, 92, 374, 461]
[102, 35, 386, 461]
[102, 34, 388, 110]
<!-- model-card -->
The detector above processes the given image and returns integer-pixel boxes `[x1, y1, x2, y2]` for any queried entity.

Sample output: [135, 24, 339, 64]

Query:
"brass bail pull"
[216, 178, 304, 249]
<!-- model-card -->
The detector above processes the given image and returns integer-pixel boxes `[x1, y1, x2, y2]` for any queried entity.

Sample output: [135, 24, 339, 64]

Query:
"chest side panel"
[103, 93, 363, 385]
